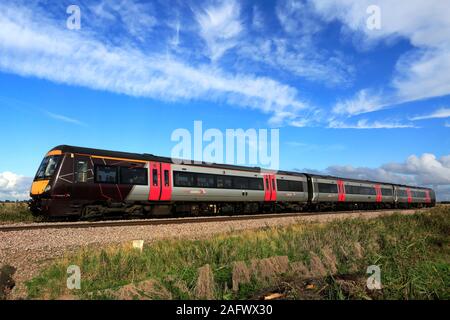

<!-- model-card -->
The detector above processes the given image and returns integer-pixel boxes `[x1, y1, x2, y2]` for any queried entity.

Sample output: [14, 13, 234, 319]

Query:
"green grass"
[0, 202, 35, 223]
[26, 206, 450, 300]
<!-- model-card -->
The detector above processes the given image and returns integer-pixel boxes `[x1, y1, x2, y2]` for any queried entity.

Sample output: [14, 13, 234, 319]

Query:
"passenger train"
[29, 145, 436, 219]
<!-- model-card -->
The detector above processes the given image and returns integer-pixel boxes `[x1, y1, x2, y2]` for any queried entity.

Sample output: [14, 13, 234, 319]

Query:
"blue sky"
[1, 0, 450, 200]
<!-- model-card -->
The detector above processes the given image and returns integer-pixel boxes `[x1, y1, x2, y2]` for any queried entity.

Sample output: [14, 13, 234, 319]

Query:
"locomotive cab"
[29, 150, 63, 216]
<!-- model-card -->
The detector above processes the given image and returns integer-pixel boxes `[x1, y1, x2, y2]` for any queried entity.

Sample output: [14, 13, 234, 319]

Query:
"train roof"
[50, 145, 433, 191]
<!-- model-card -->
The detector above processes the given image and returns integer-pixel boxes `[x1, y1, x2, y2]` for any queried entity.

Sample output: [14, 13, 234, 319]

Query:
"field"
[0, 203, 35, 224]
[25, 206, 450, 300]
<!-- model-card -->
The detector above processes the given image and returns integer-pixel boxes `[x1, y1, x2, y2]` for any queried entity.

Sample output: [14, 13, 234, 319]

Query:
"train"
[29, 145, 436, 219]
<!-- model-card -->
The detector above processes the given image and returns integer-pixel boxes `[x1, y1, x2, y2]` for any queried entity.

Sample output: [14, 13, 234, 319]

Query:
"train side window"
[152, 169, 158, 186]
[164, 170, 170, 187]
[318, 183, 338, 193]
[249, 178, 264, 190]
[277, 179, 288, 191]
[94, 165, 118, 184]
[217, 176, 233, 189]
[290, 181, 303, 192]
[120, 167, 148, 185]
[381, 188, 393, 196]
[76, 161, 88, 183]
[173, 171, 194, 187]
[277, 180, 304, 192]
[233, 176, 249, 189]
[196, 174, 215, 188]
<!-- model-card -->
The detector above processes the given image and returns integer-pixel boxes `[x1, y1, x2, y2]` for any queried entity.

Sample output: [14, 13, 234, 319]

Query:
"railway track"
[0, 208, 424, 232]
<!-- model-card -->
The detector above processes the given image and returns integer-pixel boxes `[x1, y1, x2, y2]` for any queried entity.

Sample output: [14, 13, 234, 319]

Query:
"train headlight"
[44, 184, 52, 193]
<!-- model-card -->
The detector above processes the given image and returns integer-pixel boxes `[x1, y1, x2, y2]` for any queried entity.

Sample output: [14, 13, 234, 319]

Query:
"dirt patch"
[0, 265, 16, 300]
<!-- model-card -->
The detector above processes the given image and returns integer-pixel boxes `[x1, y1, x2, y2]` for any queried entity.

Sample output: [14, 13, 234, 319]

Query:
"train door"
[149, 161, 161, 201]
[270, 175, 277, 201]
[406, 188, 412, 204]
[425, 190, 431, 204]
[149, 162, 172, 201]
[337, 180, 346, 202]
[160, 163, 172, 201]
[264, 174, 277, 202]
[375, 185, 382, 202]
[263, 175, 271, 201]
[73, 155, 92, 200]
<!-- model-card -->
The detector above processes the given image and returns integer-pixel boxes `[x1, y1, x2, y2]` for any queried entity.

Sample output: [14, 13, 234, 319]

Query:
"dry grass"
[0, 202, 34, 224]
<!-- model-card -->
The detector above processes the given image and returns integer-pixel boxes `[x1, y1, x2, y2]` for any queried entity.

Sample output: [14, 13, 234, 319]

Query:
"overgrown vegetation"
[26, 206, 450, 300]
[0, 202, 35, 224]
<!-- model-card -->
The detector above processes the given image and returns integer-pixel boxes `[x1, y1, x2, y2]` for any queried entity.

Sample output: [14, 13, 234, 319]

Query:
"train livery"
[29, 145, 436, 218]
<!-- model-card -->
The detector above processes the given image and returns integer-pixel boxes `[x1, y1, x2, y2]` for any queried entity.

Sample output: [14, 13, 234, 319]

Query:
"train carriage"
[29, 145, 436, 219]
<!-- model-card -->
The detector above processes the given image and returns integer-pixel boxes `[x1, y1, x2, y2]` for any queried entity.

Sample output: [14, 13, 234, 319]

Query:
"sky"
[1, 0, 450, 200]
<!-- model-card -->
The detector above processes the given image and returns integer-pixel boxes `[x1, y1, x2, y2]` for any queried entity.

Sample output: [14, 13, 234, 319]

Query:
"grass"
[26, 206, 450, 300]
[0, 202, 35, 224]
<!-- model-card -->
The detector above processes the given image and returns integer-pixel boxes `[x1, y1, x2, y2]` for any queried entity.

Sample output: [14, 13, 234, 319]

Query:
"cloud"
[193, 0, 243, 61]
[0, 1, 309, 127]
[382, 153, 450, 185]
[251, 6, 264, 30]
[332, 89, 384, 116]
[299, 152, 450, 201]
[410, 107, 450, 121]
[328, 119, 416, 129]
[88, 0, 157, 42]
[236, 1, 354, 87]
[286, 141, 345, 151]
[45, 111, 86, 126]
[310, 0, 450, 112]
[237, 38, 353, 87]
[276, 0, 322, 35]
[0, 172, 32, 200]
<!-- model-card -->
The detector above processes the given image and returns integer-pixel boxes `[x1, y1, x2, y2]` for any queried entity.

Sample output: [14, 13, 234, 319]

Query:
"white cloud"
[251, 6, 264, 30]
[410, 107, 450, 121]
[382, 154, 450, 186]
[333, 89, 384, 115]
[0, 2, 309, 127]
[310, 0, 450, 113]
[0, 172, 32, 200]
[301, 152, 450, 200]
[193, 0, 243, 61]
[235, 0, 354, 87]
[45, 111, 86, 126]
[277, 0, 322, 35]
[238, 38, 353, 86]
[89, 0, 157, 41]
[328, 119, 415, 129]
[286, 141, 345, 151]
